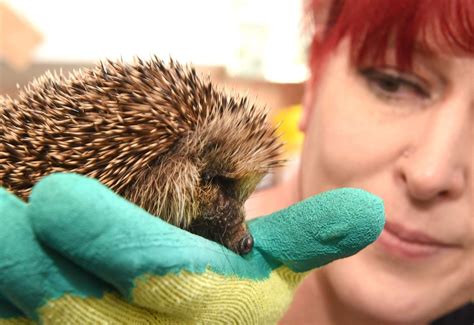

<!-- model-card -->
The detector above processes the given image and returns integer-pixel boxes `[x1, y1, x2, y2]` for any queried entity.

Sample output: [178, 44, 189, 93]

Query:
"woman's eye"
[360, 68, 431, 102]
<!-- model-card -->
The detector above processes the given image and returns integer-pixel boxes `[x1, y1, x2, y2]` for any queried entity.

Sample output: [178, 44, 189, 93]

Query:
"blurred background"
[0, 0, 307, 186]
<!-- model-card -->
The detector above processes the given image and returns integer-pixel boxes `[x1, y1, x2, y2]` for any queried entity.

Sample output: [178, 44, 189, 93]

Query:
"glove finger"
[248, 187, 385, 272]
[0, 188, 113, 321]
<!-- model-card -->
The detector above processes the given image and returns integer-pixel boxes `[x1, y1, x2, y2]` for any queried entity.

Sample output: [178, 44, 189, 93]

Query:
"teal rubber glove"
[0, 173, 384, 324]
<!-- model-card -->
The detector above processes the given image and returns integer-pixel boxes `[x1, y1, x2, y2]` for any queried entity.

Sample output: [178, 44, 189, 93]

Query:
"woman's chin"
[319, 247, 464, 324]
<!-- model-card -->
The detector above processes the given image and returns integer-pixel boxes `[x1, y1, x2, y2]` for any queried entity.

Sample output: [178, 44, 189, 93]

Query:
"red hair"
[306, 0, 474, 82]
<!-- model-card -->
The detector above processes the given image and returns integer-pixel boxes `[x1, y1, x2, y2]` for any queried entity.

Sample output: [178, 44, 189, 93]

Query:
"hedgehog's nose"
[238, 233, 254, 255]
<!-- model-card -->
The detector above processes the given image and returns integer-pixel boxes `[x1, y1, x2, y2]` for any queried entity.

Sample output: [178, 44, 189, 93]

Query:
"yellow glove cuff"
[36, 266, 305, 324]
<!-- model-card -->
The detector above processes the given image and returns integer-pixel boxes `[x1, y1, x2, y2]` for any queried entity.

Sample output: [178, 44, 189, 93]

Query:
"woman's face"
[299, 40, 473, 323]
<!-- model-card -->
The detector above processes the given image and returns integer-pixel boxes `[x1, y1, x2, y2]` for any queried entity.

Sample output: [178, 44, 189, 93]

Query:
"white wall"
[5, 0, 307, 82]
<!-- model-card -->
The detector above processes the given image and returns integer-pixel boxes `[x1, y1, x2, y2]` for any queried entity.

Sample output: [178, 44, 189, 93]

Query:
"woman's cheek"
[309, 101, 391, 185]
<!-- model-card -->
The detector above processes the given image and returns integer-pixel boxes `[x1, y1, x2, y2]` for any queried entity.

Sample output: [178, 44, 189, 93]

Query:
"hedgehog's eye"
[202, 172, 213, 184]
[214, 175, 235, 189]
[201, 172, 236, 189]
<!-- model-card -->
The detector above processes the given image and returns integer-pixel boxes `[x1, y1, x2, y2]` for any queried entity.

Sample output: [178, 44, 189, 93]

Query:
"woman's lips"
[376, 221, 460, 259]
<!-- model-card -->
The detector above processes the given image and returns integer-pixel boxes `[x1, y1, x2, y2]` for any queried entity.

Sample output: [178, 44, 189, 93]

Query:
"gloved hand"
[0, 173, 384, 324]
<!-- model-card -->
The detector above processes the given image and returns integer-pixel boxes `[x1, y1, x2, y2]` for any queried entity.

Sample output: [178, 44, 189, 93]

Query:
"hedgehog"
[0, 57, 283, 255]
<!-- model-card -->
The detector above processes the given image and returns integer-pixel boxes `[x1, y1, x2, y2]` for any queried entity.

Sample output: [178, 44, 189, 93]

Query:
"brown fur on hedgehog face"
[0, 57, 283, 254]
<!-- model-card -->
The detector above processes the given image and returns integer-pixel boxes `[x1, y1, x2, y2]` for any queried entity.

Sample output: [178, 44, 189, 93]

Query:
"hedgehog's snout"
[237, 233, 254, 255]
[226, 222, 254, 255]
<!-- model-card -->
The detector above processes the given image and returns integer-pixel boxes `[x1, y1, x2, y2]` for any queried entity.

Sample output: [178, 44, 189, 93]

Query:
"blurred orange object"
[0, 2, 42, 70]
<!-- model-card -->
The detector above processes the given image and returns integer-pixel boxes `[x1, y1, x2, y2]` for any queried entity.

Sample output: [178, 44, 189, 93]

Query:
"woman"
[247, 0, 473, 324]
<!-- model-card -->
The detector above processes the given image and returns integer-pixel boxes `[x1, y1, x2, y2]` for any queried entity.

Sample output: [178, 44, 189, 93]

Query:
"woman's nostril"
[238, 234, 254, 255]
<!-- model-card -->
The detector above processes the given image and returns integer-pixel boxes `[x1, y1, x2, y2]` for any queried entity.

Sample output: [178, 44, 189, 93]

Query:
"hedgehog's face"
[172, 111, 281, 255]
[188, 169, 263, 255]
[127, 147, 263, 255]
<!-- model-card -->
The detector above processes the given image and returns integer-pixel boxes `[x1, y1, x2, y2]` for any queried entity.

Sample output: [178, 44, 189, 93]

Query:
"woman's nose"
[400, 158, 465, 201]
[397, 103, 471, 202]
